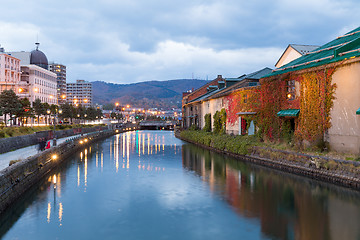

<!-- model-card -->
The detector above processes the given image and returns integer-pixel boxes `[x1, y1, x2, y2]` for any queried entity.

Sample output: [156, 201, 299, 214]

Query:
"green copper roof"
[266, 26, 360, 77]
[357, 107, 360, 115]
[277, 109, 300, 117]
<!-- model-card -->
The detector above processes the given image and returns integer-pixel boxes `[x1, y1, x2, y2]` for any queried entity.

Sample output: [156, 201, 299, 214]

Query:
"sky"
[0, 0, 359, 84]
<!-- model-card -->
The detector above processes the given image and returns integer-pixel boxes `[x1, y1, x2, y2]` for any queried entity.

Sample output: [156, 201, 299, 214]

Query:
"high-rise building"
[49, 63, 66, 105]
[66, 79, 92, 108]
[7, 43, 57, 105]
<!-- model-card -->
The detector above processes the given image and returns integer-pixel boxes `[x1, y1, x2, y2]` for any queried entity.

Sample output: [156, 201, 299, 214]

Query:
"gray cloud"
[0, 0, 359, 83]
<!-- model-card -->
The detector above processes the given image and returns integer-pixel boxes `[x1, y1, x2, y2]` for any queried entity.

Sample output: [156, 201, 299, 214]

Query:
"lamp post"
[47, 108, 62, 147]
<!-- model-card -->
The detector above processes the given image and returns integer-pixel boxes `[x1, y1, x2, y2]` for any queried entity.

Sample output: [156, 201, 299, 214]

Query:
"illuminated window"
[287, 80, 296, 100]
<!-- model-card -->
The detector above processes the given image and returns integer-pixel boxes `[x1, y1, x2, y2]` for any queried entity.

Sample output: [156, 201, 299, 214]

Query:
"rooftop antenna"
[35, 34, 40, 50]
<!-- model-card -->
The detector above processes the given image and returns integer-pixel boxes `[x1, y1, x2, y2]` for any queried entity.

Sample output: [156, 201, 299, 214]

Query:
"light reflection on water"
[182, 143, 360, 240]
[0, 130, 360, 240]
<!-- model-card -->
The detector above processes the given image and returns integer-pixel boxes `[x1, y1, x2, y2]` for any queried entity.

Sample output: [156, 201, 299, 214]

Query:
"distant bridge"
[139, 121, 176, 130]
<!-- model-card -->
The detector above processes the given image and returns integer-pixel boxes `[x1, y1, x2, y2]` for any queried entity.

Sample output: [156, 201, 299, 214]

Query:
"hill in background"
[92, 79, 209, 109]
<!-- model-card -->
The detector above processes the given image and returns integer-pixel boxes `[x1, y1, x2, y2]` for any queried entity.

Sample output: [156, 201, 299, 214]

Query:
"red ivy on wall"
[224, 87, 261, 126]
[295, 68, 336, 142]
[257, 67, 336, 143]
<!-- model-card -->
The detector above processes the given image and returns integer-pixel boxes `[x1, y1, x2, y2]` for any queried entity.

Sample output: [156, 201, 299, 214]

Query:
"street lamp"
[47, 109, 51, 125]
[47, 108, 62, 147]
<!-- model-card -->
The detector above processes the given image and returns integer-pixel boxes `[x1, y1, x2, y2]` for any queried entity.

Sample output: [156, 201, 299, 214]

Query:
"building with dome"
[7, 43, 57, 105]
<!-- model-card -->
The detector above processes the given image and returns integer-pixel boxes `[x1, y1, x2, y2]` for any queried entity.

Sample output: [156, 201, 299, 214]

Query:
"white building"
[7, 43, 57, 105]
[66, 79, 92, 108]
[0, 48, 21, 93]
[20, 65, 57, 104]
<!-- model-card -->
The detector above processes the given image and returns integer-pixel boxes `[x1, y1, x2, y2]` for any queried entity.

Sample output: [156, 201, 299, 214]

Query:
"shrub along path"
[0, 124, 104, 138]
[178, 130, 360, 189]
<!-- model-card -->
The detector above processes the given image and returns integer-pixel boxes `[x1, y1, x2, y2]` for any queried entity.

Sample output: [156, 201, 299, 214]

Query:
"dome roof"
[30, 44, 48, 69]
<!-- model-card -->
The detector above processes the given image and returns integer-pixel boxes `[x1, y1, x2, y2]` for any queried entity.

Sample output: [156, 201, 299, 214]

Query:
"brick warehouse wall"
[0, 129, 116, 216]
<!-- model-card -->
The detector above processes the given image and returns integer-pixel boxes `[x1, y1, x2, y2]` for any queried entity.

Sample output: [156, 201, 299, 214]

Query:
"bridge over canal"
[139, 120, 176, 130]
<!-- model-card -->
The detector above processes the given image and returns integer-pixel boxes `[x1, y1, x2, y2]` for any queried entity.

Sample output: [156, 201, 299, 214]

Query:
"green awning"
[357, 107, 360, 115]
[277, 109, 300, 117]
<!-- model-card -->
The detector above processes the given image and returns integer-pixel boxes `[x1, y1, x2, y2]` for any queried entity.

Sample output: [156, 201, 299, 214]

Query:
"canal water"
[0, 130, 360, 240]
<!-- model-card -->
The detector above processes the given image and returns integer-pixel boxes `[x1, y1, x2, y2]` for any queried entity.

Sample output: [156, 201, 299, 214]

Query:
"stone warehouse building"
[182, 68, 272, 134]
[182, 26, 360, 154]
[262, 26, 360, 154]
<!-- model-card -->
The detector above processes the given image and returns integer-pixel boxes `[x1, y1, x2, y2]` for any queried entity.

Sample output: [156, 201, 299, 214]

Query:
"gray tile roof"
[290, 44, 320, 55]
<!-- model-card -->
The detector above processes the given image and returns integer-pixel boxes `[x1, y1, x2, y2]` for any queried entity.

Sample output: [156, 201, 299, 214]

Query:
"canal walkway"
[0, 134, 82, 171]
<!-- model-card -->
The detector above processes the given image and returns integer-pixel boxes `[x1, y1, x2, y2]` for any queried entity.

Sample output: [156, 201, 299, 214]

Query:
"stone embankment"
[175, 129, 360, 190]
[0, 126, 107, 154]
[0, 127, 137, 215]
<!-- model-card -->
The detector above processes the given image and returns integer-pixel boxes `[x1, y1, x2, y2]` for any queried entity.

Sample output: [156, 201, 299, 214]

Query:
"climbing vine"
[224, 87, 261, 126]
[257, 74, 296, 140]
[213, 109, 226, 134]
[257, 67, 336, 144]
[203, 113, 211, 132]
[295, 68, 336, 142]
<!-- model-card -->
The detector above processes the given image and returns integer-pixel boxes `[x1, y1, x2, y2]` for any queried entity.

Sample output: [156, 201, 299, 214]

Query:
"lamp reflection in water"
[142, 134, 145, 156]
[84, 149, 88, 188]
[47, 173, 63, 225]
[47, 202, 51, 223]
[122, 134, 126, 169]
[59, 203, 63, 225]
[101, 151, 103, 170]
[115, 134, 120, 172]
[126, 132, 130, 169]
[96, 151, 98, 168]
[77, 165, 80, 187]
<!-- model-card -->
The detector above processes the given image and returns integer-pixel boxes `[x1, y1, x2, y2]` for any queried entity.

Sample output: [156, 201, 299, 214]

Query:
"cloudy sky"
[0, 0, 359, 84]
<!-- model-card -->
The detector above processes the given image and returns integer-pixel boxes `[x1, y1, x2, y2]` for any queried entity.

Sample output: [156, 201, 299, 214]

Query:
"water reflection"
[45, 174, 64, 226]
[44, 131, 177, 227]
[182, 143, 360, 240]
[2, 131, 360, 240]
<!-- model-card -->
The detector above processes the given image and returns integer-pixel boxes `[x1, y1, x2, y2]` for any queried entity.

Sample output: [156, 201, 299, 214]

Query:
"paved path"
[0, 134, 82, 171]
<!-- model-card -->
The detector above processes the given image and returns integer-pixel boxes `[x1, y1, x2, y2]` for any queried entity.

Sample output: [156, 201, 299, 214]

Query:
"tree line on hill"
[0, 90, 102, 126]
